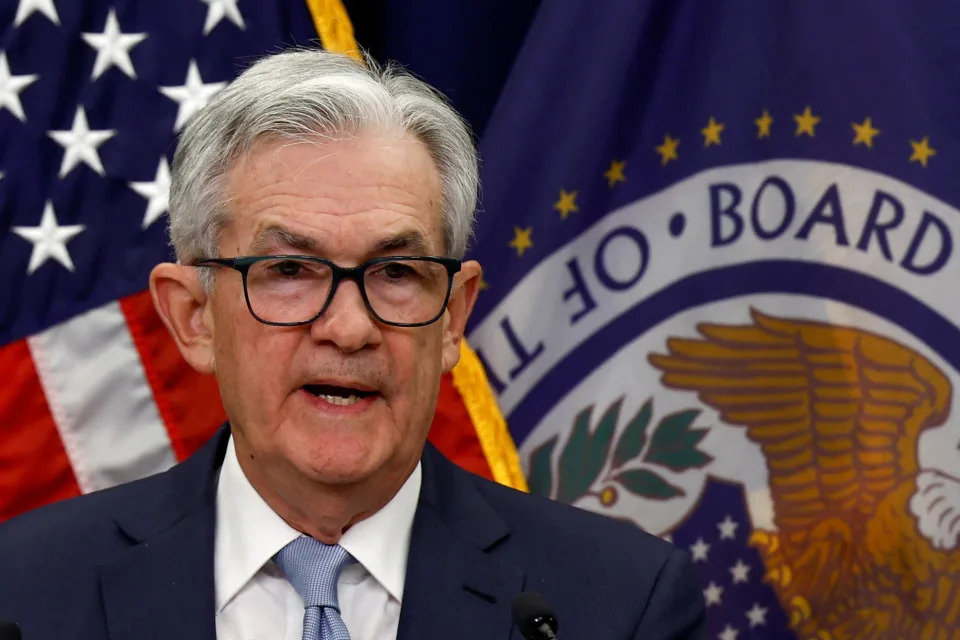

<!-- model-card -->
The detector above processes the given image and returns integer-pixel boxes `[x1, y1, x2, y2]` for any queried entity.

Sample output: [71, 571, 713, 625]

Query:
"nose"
[309, 278, 382, 352]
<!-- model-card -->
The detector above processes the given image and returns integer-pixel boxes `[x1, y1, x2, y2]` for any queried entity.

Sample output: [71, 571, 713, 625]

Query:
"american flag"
[0, 0, 320, 520]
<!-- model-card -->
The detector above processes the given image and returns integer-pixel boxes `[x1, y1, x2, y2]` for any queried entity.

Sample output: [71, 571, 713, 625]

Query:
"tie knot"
[275, 537, 354, 610]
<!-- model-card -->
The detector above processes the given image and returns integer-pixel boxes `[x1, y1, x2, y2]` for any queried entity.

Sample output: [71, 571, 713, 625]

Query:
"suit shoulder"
[0, 469, 170, 560]
[1, 428, 225, 551]
[461, 471, 704, 635]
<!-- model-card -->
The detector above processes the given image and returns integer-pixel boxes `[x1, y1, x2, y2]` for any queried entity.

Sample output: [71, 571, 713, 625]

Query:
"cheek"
[390, 329, 444, 415]
[212, 310, 296, 413]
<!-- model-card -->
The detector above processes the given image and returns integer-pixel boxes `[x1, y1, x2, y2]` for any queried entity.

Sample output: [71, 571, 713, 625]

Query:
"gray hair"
[168, 49, 478, 276]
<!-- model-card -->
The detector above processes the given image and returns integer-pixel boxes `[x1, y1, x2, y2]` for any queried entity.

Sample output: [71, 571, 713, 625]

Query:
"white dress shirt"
[214, 436, 422, 640]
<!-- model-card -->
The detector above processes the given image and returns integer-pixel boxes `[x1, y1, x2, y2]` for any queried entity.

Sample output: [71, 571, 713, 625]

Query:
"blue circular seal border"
[508, 259, 960, 445]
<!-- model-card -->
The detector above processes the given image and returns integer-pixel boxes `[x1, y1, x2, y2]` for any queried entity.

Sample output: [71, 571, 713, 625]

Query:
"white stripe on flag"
[27, 301, 177, 493]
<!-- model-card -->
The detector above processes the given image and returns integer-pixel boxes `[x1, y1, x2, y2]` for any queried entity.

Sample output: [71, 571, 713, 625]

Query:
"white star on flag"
[702, 581, 723, 606]
[130, 157, 172, 229]
[201, 0, 245, 35]
[14, 0, 60, 26]
[82, 9, 147, 80]
[689, 537, 710, 562]
[717, 624, 739, 640]
[159, 60, 227, 131]
[12, 202, 86, 274]
[48, 106, 117, 177]
[717, 514, 739, 540]
[729, 559, 751, 584]
[745, 603, 768, 627]
[0, 52, 38, 122]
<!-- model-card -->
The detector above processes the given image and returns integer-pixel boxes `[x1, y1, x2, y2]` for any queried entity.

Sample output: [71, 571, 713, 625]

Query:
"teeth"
[319, 394, 360, 406]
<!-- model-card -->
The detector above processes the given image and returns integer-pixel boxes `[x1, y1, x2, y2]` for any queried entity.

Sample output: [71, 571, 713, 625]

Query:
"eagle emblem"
[649, 310, 960, 640]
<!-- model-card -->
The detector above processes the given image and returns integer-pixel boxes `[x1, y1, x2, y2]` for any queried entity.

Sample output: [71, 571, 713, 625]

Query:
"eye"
[268, 260, 305, 277]
[380, 262, 417, 280]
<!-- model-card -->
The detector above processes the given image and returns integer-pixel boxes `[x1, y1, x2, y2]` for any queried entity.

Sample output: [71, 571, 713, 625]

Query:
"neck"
[232, 435, 418, 544]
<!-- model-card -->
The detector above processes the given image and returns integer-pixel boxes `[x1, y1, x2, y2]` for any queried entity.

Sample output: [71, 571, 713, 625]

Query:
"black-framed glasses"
[192, 255, 462, 327]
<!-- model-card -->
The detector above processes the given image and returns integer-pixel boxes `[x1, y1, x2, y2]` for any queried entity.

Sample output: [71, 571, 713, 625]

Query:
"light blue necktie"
[275, 536, 354, 640]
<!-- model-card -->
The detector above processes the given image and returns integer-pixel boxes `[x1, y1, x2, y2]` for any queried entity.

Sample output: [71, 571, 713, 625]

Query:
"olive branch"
[527, 396, 712, 506]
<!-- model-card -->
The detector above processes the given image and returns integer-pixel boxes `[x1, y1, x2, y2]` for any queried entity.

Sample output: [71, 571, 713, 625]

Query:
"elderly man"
[0, 50, 705, 639]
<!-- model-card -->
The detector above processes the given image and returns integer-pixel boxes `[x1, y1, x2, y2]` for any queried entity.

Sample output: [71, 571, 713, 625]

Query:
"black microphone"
[0, 621, 21, 640]
[511, 591, 559, 640]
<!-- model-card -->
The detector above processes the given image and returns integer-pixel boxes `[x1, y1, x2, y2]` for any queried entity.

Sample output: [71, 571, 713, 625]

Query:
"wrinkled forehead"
[219, 132, 447, 259]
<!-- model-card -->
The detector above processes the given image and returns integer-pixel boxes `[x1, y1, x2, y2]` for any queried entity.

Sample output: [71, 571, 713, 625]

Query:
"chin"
[294, 441, 383, 485]
[305, 463, 377, 485]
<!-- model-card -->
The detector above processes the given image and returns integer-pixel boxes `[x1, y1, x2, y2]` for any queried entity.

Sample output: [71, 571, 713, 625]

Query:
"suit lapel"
[97, 427, 229, 640]
[98, 505, 217, 640]
[398, 445, 525, 640]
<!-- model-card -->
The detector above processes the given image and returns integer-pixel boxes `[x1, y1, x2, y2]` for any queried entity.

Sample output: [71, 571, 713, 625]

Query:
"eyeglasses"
[192, 255, 462, 327]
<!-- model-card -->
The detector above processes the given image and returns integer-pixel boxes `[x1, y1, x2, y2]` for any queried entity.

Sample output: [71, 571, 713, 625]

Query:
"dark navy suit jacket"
[0, 427, 705, 639]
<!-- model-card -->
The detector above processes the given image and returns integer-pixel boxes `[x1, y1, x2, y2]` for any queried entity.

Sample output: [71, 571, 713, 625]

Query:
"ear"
[149, 262, 216, 374]
[440, 260, 481, 373]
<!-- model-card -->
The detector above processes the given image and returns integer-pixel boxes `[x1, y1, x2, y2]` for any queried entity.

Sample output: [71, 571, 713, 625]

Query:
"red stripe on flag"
[0, 339, 81, 521]
[120, 291, 226, 461]
[428, 372, 494, 481]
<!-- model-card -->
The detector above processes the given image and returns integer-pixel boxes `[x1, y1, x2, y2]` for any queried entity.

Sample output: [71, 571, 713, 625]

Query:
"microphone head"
[511, 591, 559, 640]
[0, 621, 21, 640]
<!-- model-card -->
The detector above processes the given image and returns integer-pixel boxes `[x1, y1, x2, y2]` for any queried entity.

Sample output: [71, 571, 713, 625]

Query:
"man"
[0, 49, 705, 639]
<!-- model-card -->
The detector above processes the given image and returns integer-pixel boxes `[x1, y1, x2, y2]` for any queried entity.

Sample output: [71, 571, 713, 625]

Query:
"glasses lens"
[246, 258, 332, 323]
[364, 259, 450, 325]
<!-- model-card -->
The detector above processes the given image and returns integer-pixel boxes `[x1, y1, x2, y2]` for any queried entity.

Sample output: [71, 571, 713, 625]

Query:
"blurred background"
[4, 2, 960, 638]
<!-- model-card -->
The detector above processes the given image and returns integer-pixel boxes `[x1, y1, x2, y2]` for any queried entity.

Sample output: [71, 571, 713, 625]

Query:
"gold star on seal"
[793, 106, 820, 137]
[478, 273, 489, 291]
[655, 135, 679, 165]
[754, 110, 773, 139]
[603, 160, 626, 187]
[852, 118, 880, 148]
[509, 226, 533, 257]
[909, 137, 936, 167]
[553, 189, 579, 219]
[701, 117, 725, 147]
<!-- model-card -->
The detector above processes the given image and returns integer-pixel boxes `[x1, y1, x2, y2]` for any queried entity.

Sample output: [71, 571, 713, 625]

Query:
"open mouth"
[302, 384, 378, 407]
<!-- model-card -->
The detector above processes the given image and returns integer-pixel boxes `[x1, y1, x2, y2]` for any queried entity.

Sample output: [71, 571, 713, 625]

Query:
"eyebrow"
[248, 226, 316, 254]
[247, 226, 433, 257]
[372, 231, 431, 255]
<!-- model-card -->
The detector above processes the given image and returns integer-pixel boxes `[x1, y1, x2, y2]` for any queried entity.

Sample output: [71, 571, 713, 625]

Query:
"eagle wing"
[648, 309, 951, 534]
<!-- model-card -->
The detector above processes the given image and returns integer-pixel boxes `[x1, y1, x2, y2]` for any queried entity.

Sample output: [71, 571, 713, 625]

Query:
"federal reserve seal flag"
[466, 2, 960, 638]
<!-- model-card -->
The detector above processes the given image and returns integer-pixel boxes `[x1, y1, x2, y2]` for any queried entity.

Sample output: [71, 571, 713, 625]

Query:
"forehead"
[222, 132, 444, 257]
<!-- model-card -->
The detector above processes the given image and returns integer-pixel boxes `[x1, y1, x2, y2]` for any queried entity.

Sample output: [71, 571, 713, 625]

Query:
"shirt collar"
[337, 454, 421, 602]
[214, 435, 421, 612]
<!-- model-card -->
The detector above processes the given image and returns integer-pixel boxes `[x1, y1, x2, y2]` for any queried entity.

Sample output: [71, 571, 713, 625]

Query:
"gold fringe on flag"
[305, 0, 362, 60]
[452, 341, 529, 491]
